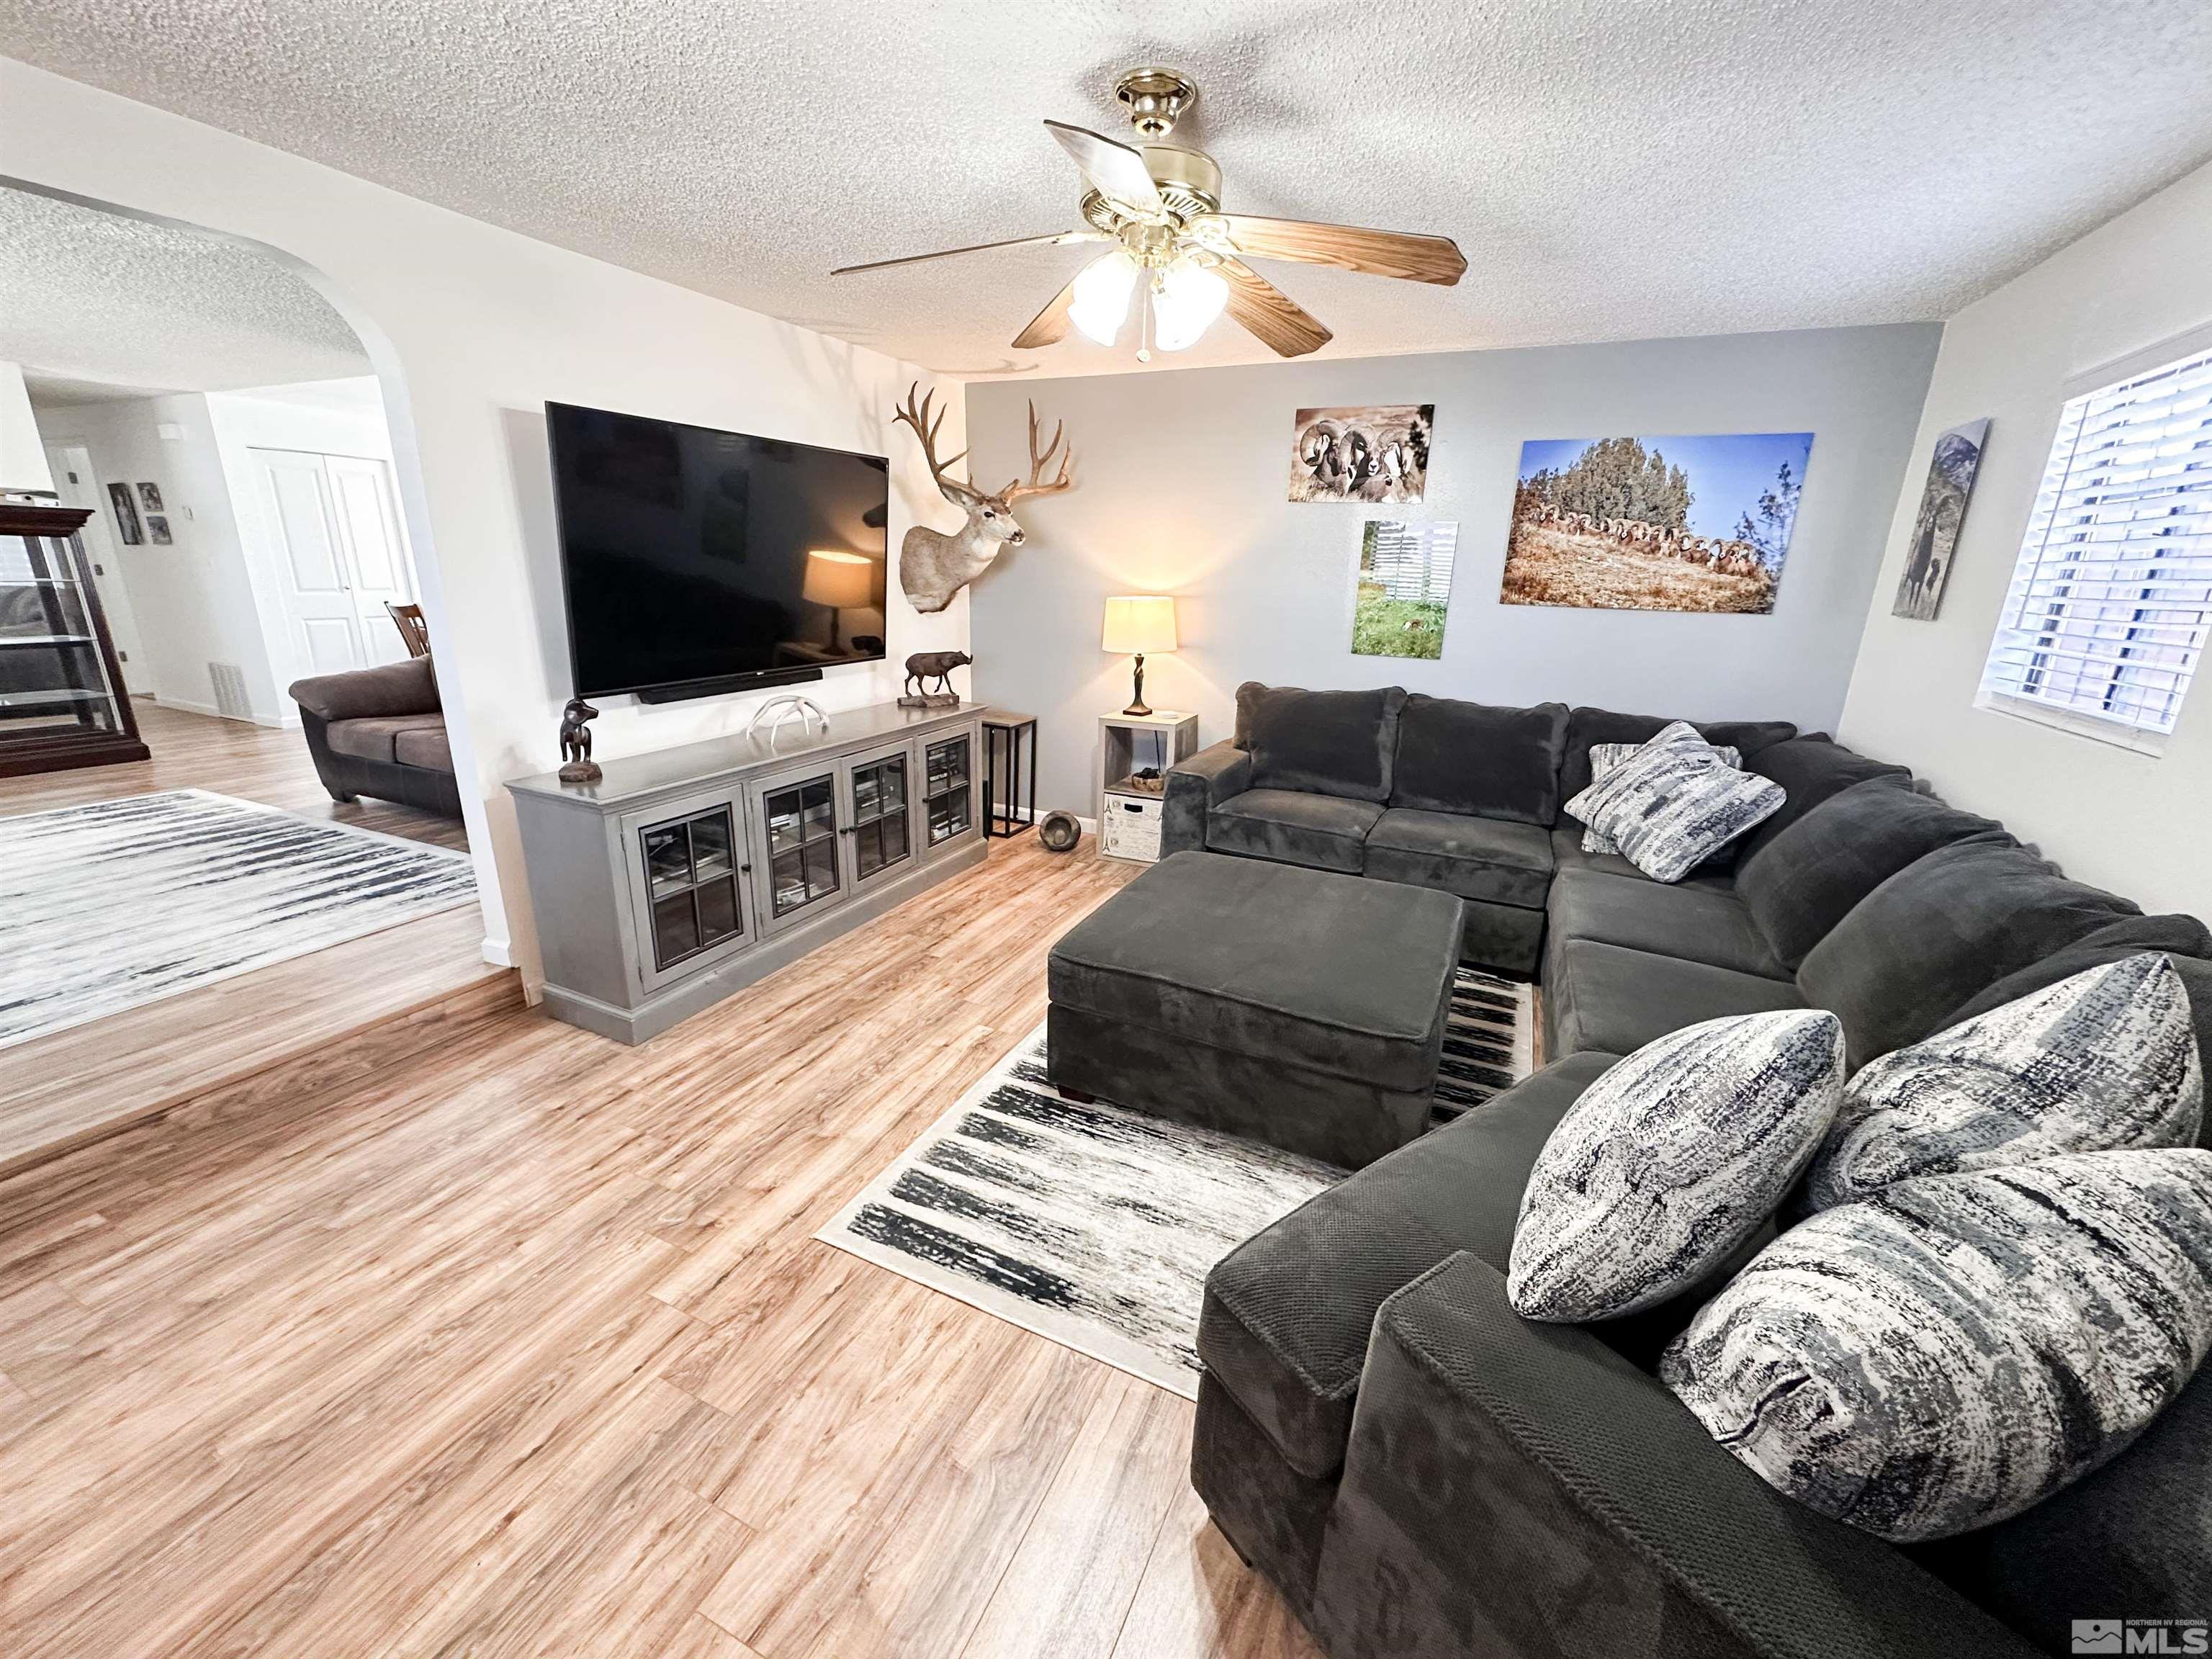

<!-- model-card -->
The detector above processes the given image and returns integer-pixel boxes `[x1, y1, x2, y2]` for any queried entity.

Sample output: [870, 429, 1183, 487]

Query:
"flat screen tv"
[546, 400, 891, 702]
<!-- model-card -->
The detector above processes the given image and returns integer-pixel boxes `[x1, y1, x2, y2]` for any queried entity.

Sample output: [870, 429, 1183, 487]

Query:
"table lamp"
[1101, 594, 1177, 717]
[803, 548, 876, 652]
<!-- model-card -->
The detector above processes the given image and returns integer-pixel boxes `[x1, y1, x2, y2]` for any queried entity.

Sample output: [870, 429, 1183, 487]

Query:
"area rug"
[817, 968, 1536, 1396]
[0, 789, 477, 1051]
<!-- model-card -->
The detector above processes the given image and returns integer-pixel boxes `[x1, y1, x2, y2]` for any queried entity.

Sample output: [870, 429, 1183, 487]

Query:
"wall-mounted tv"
[546, 400, 891, 703]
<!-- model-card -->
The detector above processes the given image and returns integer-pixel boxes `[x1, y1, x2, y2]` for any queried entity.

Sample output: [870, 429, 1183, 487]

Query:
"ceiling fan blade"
[1043, 120, 1163, 213]
[832, 230, 1105, 276]
[1215, 215, 1467, 285]
[1012, 274, 1082, 350]
[1215, 258, 1332, 358]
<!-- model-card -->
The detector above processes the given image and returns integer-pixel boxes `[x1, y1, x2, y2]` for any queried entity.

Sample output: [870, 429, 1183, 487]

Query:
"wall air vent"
[209, 662, 251, 721]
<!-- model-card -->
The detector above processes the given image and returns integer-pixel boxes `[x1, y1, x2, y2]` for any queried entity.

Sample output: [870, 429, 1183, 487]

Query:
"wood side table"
[1098, 710, 1198, 863]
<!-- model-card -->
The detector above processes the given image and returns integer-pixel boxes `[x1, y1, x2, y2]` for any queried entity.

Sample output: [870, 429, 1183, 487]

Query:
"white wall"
[30, 390, 291, 721]
[968, 325, 1941, 814]
[0, 359, 55, 492]
[1, 59, 967, 976]
[1839, 157, 2212, 920]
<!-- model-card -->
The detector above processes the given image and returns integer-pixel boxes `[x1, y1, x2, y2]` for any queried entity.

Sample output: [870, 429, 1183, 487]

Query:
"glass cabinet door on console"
[750, 766, 847, 936]
[843, 741, 915, 890]
[624, 798, 752, 992]
[922, 732, 976, 853]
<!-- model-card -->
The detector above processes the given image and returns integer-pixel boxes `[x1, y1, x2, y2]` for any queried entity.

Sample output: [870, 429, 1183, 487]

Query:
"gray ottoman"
[1046, 850, 1465, 1168]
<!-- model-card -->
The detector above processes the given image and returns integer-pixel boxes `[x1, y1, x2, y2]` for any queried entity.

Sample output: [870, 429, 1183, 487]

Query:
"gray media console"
[507, 701, 986, 1043]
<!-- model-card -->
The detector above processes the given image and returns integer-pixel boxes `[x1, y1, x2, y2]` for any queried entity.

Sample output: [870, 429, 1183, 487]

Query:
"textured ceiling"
[0, 186, 369, 392]
[6, 1, 2212, 379]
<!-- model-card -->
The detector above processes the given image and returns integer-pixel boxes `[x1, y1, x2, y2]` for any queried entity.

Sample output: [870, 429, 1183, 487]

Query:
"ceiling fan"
[831, 67, 1467, 360]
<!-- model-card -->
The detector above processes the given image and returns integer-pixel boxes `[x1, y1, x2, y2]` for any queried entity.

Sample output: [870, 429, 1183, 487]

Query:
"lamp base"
[1123, 653, 1152, 718]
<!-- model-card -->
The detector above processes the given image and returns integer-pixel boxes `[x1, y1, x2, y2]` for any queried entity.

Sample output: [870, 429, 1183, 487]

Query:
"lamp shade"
[1101, 594, 1177, 655]
[803, 548, 876, 609]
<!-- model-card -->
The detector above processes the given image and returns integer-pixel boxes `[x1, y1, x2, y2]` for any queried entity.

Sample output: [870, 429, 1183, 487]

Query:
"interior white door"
[324, 454, 416, 667]
[44, 441, 150, 695]
[250, 448, 418, 683]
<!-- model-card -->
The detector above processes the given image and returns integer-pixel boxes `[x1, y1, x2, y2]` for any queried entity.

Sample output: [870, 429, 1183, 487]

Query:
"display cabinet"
[0, 503, 148, 777]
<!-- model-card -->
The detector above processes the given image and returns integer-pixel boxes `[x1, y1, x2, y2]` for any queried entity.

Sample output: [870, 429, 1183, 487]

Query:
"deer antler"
[891, 382, 974, 505]
[1002, 400, 1074, 502]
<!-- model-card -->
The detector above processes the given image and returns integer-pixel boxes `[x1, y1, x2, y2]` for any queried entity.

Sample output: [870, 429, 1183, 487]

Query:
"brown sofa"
[289, 655, 462, 820]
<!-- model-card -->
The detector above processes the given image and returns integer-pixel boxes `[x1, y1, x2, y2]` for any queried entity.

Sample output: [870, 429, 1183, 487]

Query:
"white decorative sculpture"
[891, 382, 1074, 613]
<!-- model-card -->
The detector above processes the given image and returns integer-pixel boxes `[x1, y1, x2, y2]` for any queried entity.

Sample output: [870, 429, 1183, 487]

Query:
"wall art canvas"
[1290, 404, 1433, 503]
[145, 515, 173, 546]
[1502, 431, 1815, 615]
[1352, 520, 1457, 658]
[136, 481, 163, 512]
[1892, 418, 1990, 621]
[106, 482, 143, 545]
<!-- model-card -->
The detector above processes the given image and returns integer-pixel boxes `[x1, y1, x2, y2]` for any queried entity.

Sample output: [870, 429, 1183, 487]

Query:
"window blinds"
[1978, 343, 2212, 746]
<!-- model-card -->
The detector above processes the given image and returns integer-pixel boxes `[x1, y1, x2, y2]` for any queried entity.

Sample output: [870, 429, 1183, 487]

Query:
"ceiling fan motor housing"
[1080, 141, 1221, 245]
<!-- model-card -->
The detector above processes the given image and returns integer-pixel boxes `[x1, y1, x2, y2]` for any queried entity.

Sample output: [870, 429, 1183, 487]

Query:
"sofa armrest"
[1313, 1254, 2037, 1659]
[1161, 739, 1251, 856]
[289, 655, 439, 722]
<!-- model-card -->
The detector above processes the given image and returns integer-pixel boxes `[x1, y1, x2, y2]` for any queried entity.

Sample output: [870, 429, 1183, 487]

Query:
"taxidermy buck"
[891, 382, 1074, 613]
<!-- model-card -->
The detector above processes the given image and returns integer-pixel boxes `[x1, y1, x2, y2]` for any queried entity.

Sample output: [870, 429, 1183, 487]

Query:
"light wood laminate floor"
[0, 701, 501, 1175]
[0, 833, 1324, 1659]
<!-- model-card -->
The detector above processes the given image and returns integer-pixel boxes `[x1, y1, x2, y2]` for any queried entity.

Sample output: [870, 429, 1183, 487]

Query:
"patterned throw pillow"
[1564, 722, 1786, 884]
[1508, 1010, 1845, 1321]
[1807, 954, 2204, 1212]
[1662, 1149, 2212, 1542]
[1580, 740, 1741, 855]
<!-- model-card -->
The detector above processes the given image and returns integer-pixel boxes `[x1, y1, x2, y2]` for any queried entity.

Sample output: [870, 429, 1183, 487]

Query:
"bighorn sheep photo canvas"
[1892, 418, 1990, 621]
[1289, 405, 1433, 503]
[1502, 431, 1815, 614]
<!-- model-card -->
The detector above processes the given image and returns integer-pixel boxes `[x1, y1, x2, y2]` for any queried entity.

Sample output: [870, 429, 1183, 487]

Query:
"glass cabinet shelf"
[848, 750, 912, 882]
[923, 734, 973, 847]
[764, 773, 842, 920]
[638, 806, 745, 971]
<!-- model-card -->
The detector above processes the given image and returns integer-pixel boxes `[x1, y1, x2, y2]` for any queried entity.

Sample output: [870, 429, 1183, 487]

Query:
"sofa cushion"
[1047, 850, 1461, 1092]
[289, 653, 441, 722]
[1559, 706, 1798, 801]
[1663, 1149, 2212, 1543]
[325, 713, 446, 765]
[1390, 695, 1568, 825]
[1362, 809, 1552, 910]
[391, 722, 452, 772]
[1196, 1051, 1618, 1479]
[1511, 1010, 1845, 1322]
[1545, 868, 1787, 981]
[1738, 780, 2010, 969]
[1809, 956, 2205, 1211]
[1236, 681, 1407, 804]
[1547, 938, 1807, 1060]
[1208, 788, 1381, 873]
[1797, 840, 2143, 1069]
[1732, 735, 1915, 868]
[1549, 824, 1735, 893]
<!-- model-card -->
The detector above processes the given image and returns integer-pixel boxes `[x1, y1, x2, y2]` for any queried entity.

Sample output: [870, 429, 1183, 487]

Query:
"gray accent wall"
[966, 324, 1940, 815]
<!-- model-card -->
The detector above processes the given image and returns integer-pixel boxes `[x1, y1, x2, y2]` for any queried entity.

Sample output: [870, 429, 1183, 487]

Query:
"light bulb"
[1150, 259, 1228, 351]
[1069, 251, 1138, 346]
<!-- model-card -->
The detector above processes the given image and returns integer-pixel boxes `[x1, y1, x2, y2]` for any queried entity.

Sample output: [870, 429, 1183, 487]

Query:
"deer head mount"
[892, 382, 1074, 614]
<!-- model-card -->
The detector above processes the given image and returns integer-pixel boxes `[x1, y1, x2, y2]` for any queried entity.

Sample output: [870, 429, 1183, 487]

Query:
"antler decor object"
[891, 382, 1074, 613]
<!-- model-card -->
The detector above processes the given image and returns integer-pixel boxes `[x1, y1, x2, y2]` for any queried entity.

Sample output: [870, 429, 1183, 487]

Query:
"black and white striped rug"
[0, 789, 477, 1051]
[818, 969, 1535, 1396]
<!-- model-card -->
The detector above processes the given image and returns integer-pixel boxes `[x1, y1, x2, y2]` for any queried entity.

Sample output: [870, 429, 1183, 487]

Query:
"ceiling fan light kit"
[833, 67, 1467, 361]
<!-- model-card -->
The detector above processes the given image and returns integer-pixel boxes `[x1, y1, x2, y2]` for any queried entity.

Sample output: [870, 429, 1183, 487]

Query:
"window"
[1977, 337, 2212, 753]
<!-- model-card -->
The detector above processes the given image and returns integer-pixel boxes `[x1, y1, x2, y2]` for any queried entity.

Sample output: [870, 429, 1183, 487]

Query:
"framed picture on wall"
[137, 480, 164, 512]
[1892, 418, 1990, 621]
[107, 482, 143, 545]
[1289, 405, 1433, 503]
[1352, 521, 1457, 659]
[1501, 431, 1814, 615]
[145, 515, 173, 546]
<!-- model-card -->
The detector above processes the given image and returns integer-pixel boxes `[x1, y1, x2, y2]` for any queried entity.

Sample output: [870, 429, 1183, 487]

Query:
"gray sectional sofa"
[1161, 682, 2212, 1659]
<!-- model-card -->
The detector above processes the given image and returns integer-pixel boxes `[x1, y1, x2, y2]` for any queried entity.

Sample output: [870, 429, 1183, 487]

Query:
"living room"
[0, 6, 2208, 1658]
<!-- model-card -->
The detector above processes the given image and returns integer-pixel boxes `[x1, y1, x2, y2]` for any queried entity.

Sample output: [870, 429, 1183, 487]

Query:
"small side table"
[1098, 709, 1199, 863]
[981, 709, 1039, 839]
